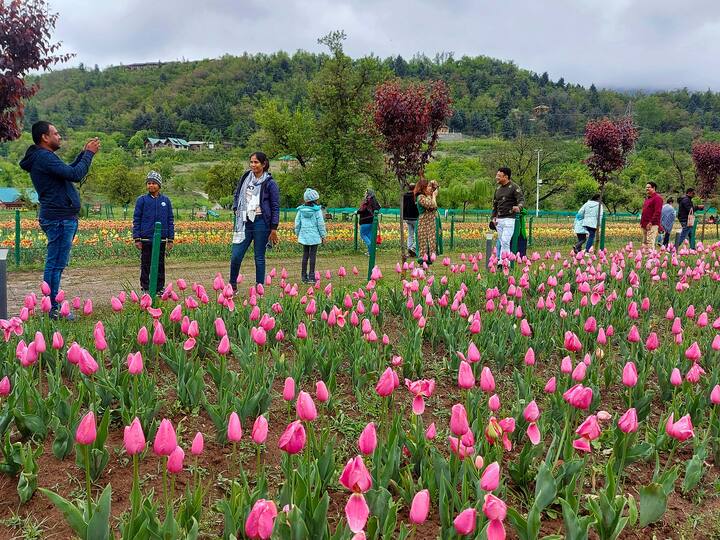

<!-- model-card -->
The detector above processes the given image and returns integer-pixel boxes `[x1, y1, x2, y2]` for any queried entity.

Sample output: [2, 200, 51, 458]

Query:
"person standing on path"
[357, 189, 381, 254]
[675, 187, 704, 248]
[403, 184, 419, 257]
[230, 152, 280, 290]
[660, 197, 676, 248]
[19, 121, 100, 319]
[294, 188, 326, 283]
[133, 171, 174, 294]
[414, 178, 439, 263]
[640, 182, 663, 247]
[491, 167, 524, 261]
[575, 194, 604, 252]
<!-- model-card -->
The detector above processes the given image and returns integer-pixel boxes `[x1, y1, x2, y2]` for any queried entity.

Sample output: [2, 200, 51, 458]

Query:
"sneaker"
[408, 249, 416, 257]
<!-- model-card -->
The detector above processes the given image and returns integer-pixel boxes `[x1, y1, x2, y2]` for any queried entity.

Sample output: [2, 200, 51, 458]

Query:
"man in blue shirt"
[133, 171, 174, 294]
[19, 121, 100, 319]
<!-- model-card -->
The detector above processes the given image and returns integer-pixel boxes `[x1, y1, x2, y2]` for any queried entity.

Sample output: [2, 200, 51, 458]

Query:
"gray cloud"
[47, 0, 720, 90]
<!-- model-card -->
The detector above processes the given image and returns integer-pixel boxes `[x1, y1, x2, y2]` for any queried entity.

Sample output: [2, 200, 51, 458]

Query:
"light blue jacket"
[294, 204, 326, 245]
[577, 200, 604, 229]
[573, 214, 587, 234]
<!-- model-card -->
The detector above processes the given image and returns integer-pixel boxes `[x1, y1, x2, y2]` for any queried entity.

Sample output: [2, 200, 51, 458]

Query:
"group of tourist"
[21, 120, 711, 320]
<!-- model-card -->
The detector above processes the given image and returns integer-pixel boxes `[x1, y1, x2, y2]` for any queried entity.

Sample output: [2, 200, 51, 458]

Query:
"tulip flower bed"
[2, 242, 720, 539]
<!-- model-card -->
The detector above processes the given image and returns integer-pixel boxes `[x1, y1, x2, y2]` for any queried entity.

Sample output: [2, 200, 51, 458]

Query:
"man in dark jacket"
[403, 184, 419, 257]
[491, 167, 524, 261]
[133, 171, 174, 294]
[19, 121, 99, 318]
[640, 182, 663, 247]
[675, 187, 704, 248]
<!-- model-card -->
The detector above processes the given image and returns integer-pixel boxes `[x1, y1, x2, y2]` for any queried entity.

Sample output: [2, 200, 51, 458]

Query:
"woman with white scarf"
[229, 152, 280, 290]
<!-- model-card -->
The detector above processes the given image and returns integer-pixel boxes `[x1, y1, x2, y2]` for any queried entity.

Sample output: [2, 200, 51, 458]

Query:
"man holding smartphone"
[20, 121, 100, 319]
[491, 167, 524, 262]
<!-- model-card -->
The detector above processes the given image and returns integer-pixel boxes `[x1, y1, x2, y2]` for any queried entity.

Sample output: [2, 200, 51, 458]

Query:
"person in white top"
[575, 194, 604, 251]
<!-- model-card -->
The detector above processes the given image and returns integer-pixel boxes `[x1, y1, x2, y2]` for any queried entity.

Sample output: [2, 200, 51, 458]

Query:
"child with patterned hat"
[294, 188, 326, 283]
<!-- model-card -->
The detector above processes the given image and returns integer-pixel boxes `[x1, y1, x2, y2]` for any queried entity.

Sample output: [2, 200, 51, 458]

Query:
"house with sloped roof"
[143, 137, 189, 153]
[0, 187, 38, 209]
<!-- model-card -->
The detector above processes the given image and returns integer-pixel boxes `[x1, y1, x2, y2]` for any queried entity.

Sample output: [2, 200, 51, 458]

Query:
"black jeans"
[140, 241, 166, 292]
[301, 244, 319, 280]
[573, 233, 588, 253]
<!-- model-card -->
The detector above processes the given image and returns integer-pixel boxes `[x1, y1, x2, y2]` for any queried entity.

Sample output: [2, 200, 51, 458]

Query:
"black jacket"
[402, 191, 419, 220]
[358, 197, 380, 225]
[677, 195, 700, 224]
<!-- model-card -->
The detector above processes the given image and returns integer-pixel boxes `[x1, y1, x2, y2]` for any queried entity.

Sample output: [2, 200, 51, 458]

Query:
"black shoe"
[408, 249, 416, 257]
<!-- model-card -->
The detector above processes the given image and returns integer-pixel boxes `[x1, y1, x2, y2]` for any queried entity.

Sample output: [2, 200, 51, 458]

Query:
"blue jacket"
[133, 193, 175, 241]
[19, 145, 94, 221]
[294, 204, 326, 245]
[232, 171, 280, 230]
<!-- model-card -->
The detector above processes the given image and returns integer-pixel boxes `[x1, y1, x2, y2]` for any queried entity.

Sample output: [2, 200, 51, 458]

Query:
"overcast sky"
[47, 0, 720, 91]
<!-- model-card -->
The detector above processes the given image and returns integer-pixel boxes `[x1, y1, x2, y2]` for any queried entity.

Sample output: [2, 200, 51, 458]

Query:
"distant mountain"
[24, 51, 720, 144]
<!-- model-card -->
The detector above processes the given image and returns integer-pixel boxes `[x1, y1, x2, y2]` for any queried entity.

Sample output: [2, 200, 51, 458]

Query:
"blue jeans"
[585, 227, 597, 250]
[360, 223, 373, 250]
[676, 222, 691, 247]
[39, 218, 78, 310]
[230, 218, 270, 287]
[405, 220, 417, 252]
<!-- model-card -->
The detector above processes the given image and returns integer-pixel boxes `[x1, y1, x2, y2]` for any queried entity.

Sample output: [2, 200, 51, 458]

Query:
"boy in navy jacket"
[133, 171, 174, 293]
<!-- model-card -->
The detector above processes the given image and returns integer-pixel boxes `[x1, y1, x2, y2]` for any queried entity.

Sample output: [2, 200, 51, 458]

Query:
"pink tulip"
[153, 419, 178, 456]
[340, 455, 372, 493]
[127, 352, 143, 374]
[214, 318, 227, 337]
[278, 420, 306, 454]
[425, 422, 436, 439]
[252, 415, 269, 444]
[711, 385, 720, 405]
[524, 401, 540, 422]
[151, 322, 166, 346]
[520, 319, 532, 336]
[670, 368, 683, 386]
[486, 394, 500, 413]
[457, 361, 474, 389]
[584, 316, 597, 333]
[626, 325, 640, 343]
[561, 355, 573, 374]
[685, 342, 701, 362]
[169, 304, 183, 322]
[571, 362, 586, 382]
[645, 332, 659, 351]
[573, 438, 591, 453]
[79, 349, 99, 376]
[562, 384, 593, 410]
[671, 317, 682, 335]
[618, 408, 638, 433]
[191, 432, 204, 455]
[167, 446, 185, 474]
[33, 331, 46, 353]
[712, 335, 720, 351]
[409, 489, 430, 524]
[124, 417, 146, 455]
[467, 342, 481, 363]
[665, 413, 694, 441]
[544, 376, 556, 393]
[245, 499, 278, 539]
[564, 331, 582, 352]
[479, 366, 495, 392]
[576, 415, 601, 441]
[482, 493, 507, 540]
[75, 411, 97, 445]
[622, 362, 638, 387]
[345, 493, 370, 534]
[218, 335, 231, 355]
[296, 391, 317, 422]
[83, 298, 93, 315]
[227, 412, 243, 442]
[453, 508, 477, 536]
[450, 403, 469, 436]
[0, 376, 10, 397]
[93, 328, 108, 351]
[251, 327, 267, 346]
[480, 461, 500, 491]
[111, 296, 123, 312]
[136, 326, 149, 345]
[315, 381, 329, 402]
[283, 378, 295, 401]
[67, 342, 83, 365]
[40, 281, 50, 295]
[375, 368, 396, 397]
[358, 422, 377, 455]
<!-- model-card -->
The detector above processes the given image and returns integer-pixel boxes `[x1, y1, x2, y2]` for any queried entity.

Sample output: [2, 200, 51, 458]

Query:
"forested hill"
[24, 51, 720, 144]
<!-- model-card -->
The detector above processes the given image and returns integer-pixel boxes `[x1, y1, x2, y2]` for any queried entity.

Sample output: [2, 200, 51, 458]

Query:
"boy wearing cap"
[133, 171, 174, 294]
[294, 188, 326, 283]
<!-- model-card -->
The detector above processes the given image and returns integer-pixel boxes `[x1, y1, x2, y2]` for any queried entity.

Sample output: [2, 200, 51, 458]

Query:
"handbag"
[687, 208, 695, 227]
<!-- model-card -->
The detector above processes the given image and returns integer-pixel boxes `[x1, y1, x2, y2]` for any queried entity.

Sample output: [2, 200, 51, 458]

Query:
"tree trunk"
[596, 180, 605, 232]
[701, 198, 708, 243]
[399, 190, 407, 266]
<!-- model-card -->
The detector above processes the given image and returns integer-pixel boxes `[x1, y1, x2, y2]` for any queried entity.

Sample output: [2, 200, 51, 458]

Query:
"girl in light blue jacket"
[576, 194, 605, 251]
[295, 188, 327, 283]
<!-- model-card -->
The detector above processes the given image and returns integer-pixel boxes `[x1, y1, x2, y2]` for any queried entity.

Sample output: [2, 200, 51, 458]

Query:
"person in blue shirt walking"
[660, 198, 676, 248]
[294, 188, 327, 283]
[19, 121, 100, 320]
[133, 171, 174, 294]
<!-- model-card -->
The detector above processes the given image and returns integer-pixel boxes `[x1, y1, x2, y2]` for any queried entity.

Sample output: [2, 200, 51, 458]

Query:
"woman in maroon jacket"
[640, 182, 663, 247]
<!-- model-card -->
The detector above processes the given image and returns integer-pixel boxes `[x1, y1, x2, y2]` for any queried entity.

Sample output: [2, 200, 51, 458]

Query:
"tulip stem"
[83, 444, 93, 520]
[661, 441, 678, 477]
[131, 454, 139, 525]
[132, 376, 138, 420]
[163, 458, 169, 517]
